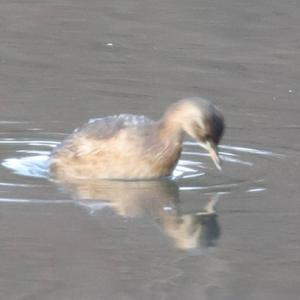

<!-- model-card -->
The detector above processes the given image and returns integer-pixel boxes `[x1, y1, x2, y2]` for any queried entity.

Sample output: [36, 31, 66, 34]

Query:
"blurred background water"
[0, 0, 300, 299]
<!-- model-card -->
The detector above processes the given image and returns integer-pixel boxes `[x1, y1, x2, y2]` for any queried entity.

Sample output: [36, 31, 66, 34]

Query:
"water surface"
[1, 0, 300, 299]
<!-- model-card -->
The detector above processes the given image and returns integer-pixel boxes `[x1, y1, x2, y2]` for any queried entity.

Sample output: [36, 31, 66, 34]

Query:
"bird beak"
[203, 141, 222, 171]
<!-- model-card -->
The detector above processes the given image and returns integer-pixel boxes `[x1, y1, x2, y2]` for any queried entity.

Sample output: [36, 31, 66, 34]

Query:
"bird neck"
[157, 109, 184, 145]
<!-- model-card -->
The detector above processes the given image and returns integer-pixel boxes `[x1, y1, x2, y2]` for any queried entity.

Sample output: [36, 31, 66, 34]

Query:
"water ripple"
[0, 132, 282, 252]
[0, 135, 279, 196]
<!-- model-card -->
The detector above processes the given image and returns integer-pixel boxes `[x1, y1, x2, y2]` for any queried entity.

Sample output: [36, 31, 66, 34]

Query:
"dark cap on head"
[204, 106, 225, 145]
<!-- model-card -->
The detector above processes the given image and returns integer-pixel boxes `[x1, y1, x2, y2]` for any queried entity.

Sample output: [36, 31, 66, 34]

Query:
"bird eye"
[204, 134, 211, 141]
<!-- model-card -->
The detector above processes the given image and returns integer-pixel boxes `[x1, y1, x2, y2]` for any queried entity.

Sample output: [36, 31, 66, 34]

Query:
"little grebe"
[50, 97, 225, 180]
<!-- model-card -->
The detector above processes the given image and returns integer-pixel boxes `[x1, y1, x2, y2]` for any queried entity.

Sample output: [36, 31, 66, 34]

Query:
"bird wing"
[55, 114, 154, 157]
[75, 114, 154, 139]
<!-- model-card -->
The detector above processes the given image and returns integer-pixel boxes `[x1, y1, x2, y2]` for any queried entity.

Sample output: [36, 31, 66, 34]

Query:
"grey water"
[1, 0, 300, 299]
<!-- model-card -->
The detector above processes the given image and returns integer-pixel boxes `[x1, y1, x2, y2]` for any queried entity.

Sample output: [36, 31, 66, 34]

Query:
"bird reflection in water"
[162, 195, 220, 251]
[54, 178, 221, 252]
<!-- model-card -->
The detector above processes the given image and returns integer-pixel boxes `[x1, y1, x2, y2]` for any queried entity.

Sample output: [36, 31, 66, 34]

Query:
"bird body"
[50, 98, 224, 180]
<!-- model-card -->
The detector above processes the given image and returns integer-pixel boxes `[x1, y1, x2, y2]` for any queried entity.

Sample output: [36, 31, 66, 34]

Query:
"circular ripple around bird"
[0, 122, 284, 203]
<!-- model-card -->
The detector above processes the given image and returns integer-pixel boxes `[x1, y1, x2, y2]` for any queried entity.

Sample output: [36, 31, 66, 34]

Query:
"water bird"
[50, 97, 225, 180]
